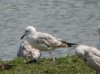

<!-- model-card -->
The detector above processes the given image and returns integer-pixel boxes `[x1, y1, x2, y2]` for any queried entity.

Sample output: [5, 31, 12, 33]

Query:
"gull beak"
[21, 34, 26, 39]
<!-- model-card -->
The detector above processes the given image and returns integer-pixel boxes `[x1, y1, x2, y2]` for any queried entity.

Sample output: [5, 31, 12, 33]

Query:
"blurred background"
[0, 0, 100, 60]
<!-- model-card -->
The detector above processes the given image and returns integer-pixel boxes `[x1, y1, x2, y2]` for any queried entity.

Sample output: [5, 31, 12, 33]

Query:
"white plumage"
[21, 26, 76, 60]
[76, 45, 100, 57]
[76, 45, 100, 74]
[17, 40, 41, 61]
[75, 25, 100, 74]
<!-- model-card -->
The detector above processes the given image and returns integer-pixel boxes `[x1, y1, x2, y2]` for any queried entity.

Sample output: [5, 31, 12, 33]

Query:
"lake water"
[0, 0, 100, 60]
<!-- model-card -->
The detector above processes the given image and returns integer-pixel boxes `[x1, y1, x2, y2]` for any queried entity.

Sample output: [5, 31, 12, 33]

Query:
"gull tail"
[60, 40, 78, 47]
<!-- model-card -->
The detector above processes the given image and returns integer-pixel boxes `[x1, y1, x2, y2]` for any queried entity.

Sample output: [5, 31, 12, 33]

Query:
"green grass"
[0, 56, 96, 74]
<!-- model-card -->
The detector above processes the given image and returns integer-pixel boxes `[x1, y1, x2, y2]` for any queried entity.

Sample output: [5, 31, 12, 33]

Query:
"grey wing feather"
[37, 32, 58, 47]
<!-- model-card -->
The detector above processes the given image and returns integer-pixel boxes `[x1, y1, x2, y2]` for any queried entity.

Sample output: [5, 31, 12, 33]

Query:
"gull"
[75, 25, 100, 74]
[17, 40, 41, 63]
[75, 45, 100, 74]
[21, 26, 77, 61]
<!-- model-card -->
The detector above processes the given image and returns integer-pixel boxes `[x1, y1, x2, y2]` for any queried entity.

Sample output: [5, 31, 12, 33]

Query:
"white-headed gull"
[21, 26, 77, 61]
[17, 40, 41, 63]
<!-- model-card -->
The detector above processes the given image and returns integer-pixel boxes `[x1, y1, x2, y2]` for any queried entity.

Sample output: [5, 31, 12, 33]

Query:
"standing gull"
[21, 26, 77, 61]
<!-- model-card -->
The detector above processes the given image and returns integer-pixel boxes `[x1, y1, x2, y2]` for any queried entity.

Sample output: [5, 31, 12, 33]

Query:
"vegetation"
[0, 56, 95, 74]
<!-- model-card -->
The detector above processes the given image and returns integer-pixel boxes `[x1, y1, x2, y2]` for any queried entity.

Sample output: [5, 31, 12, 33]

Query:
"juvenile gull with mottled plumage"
[75, 25, 100, 74]
[75, 45, 100, 74]
[17, 40, 41, 63]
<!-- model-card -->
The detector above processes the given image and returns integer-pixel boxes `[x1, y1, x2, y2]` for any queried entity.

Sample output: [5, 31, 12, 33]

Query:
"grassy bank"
[0, 56, 95, 74]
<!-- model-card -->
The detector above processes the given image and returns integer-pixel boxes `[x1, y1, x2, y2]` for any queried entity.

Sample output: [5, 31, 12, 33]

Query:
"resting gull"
[17, 40, 41, 63]
[21, 26, 77, 61]
[75, 25, 100, 74]
[75, 45, 100, 74]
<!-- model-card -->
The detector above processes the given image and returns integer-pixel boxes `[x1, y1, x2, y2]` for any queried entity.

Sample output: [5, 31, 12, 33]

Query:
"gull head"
[21, 26, 36, 39]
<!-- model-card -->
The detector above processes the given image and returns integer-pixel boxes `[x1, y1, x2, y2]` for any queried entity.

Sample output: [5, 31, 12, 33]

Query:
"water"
[0, 0, 100, 60]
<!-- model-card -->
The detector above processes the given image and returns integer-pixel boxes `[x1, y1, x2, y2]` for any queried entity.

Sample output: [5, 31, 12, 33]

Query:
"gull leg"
[48, 50, 55, 62]
[37, 51, 42, 61]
